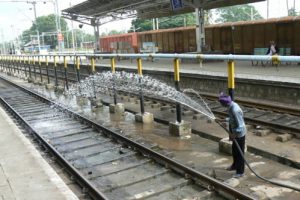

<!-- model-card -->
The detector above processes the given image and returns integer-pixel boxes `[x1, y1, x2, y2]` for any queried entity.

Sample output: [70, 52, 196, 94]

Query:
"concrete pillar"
[169, 121, 192, 137]
[135, 112, 154, 124]
[195, 8, 205, 53]
[109, 103, 125, 114]
[93, 19, 100, 52]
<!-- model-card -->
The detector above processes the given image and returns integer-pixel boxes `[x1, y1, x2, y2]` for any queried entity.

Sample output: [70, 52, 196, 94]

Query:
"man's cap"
[219, 93, 232, 106]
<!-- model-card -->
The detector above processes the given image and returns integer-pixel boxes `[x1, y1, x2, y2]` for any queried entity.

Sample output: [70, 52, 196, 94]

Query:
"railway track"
[2, 62, 300, 136]
[0, 76, 254, 200]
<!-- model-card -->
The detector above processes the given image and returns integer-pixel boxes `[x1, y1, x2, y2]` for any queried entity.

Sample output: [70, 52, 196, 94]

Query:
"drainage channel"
[0, 76, 254, 200]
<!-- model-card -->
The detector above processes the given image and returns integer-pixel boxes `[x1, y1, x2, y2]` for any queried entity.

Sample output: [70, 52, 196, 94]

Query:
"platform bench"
[252, 47, 291, 66]
[252, 48, 268, 66]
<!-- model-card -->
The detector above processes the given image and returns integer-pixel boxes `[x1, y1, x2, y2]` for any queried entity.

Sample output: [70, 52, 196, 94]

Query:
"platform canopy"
[62, 0, 265, 26]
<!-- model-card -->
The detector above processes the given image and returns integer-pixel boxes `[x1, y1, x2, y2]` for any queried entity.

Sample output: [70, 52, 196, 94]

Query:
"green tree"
[215, 5, 263, 23]
[288, 8, 297, 16]
[100, 30, 126, 36]
[130, 13, 196, 32]
[21, 14, 67, 49]
[129, 19, 153, 32]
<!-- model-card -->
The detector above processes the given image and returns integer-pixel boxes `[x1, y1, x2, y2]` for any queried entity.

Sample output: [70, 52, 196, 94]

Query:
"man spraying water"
[217, 93, 247, 178]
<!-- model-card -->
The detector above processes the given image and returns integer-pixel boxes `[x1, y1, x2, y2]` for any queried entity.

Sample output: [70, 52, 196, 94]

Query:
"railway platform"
[0, 105, 78, 200]
[96, 59, 300, 84]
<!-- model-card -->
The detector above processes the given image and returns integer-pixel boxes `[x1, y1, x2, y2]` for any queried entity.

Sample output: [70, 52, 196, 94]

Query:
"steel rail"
[200, 93, 300, 117]
[0, 75, 254, 200]
[0, 99, 109, 200]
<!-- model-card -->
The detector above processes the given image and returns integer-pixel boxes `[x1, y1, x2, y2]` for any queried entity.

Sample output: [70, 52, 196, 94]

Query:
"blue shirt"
[228, 102, 246, 137]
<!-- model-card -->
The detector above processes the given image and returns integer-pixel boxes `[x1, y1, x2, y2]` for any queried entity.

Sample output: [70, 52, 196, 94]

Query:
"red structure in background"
[100, 32, 138, 53]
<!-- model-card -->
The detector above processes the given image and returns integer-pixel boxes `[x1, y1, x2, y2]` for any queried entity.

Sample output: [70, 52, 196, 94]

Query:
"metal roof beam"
[62, 0, 266, 23]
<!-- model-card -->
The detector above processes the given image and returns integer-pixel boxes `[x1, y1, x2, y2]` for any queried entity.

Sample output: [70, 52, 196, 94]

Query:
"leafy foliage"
[101, 30, 126, 36]
[215, 5, 263, 23]
[288, 8, 298, 16]
[129, 13, 196, 32]
[21, 14, 94, 50]
[21, 14, 67, 48]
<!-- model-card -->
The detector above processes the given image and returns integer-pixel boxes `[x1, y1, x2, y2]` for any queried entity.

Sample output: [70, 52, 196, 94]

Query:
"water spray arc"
[67, 71, 215, 120]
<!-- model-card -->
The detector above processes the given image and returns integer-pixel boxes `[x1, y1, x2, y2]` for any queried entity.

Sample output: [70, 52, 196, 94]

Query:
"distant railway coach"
[100, 16, 300, 55]
[206, 16, 300, 55]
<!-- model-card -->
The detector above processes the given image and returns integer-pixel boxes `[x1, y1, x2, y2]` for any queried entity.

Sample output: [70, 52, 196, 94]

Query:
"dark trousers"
[232, 136, 245, 174]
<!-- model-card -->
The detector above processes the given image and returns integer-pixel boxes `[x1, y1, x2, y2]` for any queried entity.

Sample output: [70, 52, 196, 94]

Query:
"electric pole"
[267, 0, 269, 19]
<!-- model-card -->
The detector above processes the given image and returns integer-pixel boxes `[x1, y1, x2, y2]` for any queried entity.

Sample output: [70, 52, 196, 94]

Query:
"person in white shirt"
[267, 41, 279, 55]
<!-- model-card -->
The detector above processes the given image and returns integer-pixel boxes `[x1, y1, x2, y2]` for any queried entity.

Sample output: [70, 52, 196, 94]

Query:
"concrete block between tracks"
[6, 72, 13, 76]
[219, 138, 247, 155]
[76, 96, 88, 106]
[223, 178, 240, 188]
[169, 121, 192, 136]
[33, 80, 41, 85]
[144, 101, 152, 106]
[160, 105, 172, 111]
[151, 103, 161, 108]
[254, 129, 271, 137]
[109, 103, 125, 114]
[121, 96, 130, 101]
[135, 112, 154, 124]
[90, 98, 103, 108]
[276, 133, 293, 142]
[193, 114, 206, 120]
[54, 86, 65, 94]
[45, 83, 55, 90]
[128, 97, 136, 102]
[27, 77, 34, 83]
[135, 99, 140, 104]
[182, 110, 194, 116]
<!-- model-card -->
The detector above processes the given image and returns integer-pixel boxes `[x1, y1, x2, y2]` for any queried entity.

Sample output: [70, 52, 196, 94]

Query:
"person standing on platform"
[266, 41, 279, 56]
[217, 93, 247, 178]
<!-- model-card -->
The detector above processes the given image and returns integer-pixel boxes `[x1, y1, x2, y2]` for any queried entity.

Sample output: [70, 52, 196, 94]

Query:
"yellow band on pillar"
[46, 56, 48, 66]
[76, 56, 80, 70]
[227, 60, 235, 89]
[38, 56, 41, 65]
[91, 57, 95, 72]
[64, 56, 67, 68]
[54, 56, 57, 67]
[28, 57, 30, 64]
[111, 57, 115, 73]
[272, 55, 280, 65]
[137, 58, 142, 76]
[174, 58, 180, 81]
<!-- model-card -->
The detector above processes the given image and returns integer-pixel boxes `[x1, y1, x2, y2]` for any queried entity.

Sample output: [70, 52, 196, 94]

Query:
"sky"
[0, 0, 299, 42]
